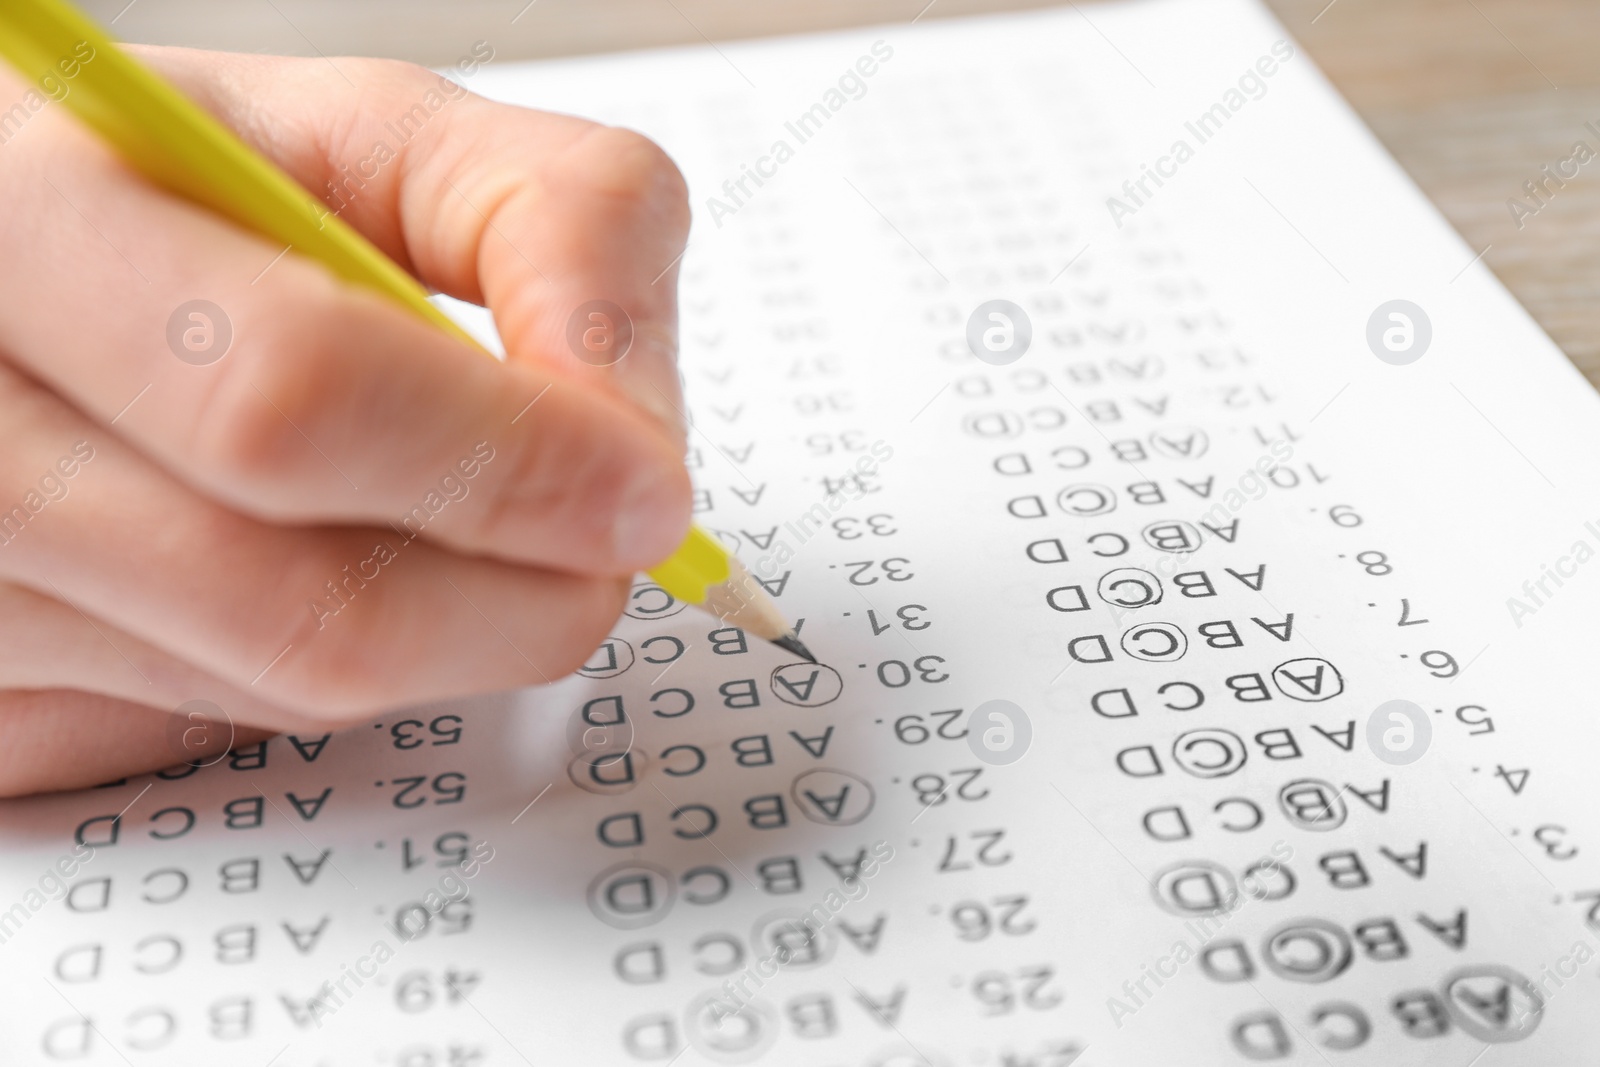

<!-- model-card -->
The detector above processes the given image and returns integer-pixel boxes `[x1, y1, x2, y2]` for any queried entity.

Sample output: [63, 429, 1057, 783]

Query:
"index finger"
[0, 52, 694, 576]
[148, 47, 695, 449]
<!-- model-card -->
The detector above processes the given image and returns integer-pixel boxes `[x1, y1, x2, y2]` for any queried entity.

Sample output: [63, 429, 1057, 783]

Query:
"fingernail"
[614, 463, 691, 566]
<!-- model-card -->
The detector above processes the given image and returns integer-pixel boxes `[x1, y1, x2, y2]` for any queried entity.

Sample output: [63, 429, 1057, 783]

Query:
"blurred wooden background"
[86, 0, 1600, 384]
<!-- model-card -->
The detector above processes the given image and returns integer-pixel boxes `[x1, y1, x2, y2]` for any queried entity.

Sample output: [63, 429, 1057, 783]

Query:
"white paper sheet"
[5, 0, 1600, 1062]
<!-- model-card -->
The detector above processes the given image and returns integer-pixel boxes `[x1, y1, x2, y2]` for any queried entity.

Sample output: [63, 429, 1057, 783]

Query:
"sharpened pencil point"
[771, 633, 817, 664]
[701, 555, 809, 660]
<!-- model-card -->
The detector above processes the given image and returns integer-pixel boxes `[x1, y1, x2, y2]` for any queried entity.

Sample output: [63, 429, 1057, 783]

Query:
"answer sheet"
[6, 0, 1600, 1062]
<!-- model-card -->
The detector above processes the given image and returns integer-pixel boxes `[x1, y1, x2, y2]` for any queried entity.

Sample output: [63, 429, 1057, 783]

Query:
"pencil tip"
[771, 633, 817, 664]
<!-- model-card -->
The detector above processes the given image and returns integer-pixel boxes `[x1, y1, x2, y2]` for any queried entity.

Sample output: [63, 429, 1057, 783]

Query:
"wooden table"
[87, 0, 1600, 384]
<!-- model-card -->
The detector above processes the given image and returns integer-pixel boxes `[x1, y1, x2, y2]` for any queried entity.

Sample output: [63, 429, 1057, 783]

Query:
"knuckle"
[358, 56, 458, 100]
[189, 284, 348, 500]
[560, 125, 690, 231]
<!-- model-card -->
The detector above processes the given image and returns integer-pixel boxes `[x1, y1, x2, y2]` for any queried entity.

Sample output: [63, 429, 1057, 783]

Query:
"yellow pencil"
[0, 0, 813, 662]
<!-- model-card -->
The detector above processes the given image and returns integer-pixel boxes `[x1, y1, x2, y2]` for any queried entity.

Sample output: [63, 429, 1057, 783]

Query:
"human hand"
[0, 47, 693, 794]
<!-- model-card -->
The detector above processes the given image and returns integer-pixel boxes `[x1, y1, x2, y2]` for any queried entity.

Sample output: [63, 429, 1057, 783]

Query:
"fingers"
[0, 690, 276, 798]
[0, 47, 711, 799]
[0, 580, 326, 732]
[141, 47, 694, 449]
[0, 62, 690, 575]
[462, 121, 694, 449]
[0, 361, 631, 718]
